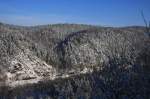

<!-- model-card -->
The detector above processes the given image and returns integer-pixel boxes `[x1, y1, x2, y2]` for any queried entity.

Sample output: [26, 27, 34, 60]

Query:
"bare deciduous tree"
[141, 10, 150, 37]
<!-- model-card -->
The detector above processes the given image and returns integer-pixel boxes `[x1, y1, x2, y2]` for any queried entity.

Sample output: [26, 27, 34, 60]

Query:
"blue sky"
[0, 0, 150, 26]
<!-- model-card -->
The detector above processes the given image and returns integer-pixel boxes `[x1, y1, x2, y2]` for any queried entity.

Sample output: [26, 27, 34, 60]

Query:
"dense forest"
[0, 22, 150, 99]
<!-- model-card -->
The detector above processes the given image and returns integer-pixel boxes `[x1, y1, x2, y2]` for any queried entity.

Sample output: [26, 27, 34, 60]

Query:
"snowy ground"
[5, 67, 94, 88]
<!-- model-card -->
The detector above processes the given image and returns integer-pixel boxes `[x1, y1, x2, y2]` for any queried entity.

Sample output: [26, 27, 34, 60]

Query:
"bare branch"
[141, 10, 150, 36]
[141, 10, 148, 28]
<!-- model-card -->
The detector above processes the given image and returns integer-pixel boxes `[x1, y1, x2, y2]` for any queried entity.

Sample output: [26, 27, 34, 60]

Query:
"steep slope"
[0, 32, 56, 85]
[55, 28, 147, 70]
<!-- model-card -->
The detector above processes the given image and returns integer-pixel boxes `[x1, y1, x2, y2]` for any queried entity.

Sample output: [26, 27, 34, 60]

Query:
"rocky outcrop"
[7, 49, 56, 81]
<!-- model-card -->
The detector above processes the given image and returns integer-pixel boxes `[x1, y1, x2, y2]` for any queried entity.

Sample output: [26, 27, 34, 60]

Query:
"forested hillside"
[0, 22, 149, 99]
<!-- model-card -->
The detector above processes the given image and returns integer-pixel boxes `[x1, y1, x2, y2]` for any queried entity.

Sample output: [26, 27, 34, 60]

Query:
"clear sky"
[0, 0, 150, 26]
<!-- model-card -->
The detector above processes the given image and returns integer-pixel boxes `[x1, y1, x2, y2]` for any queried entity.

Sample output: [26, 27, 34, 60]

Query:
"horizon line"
[0, 21, 146, 28]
